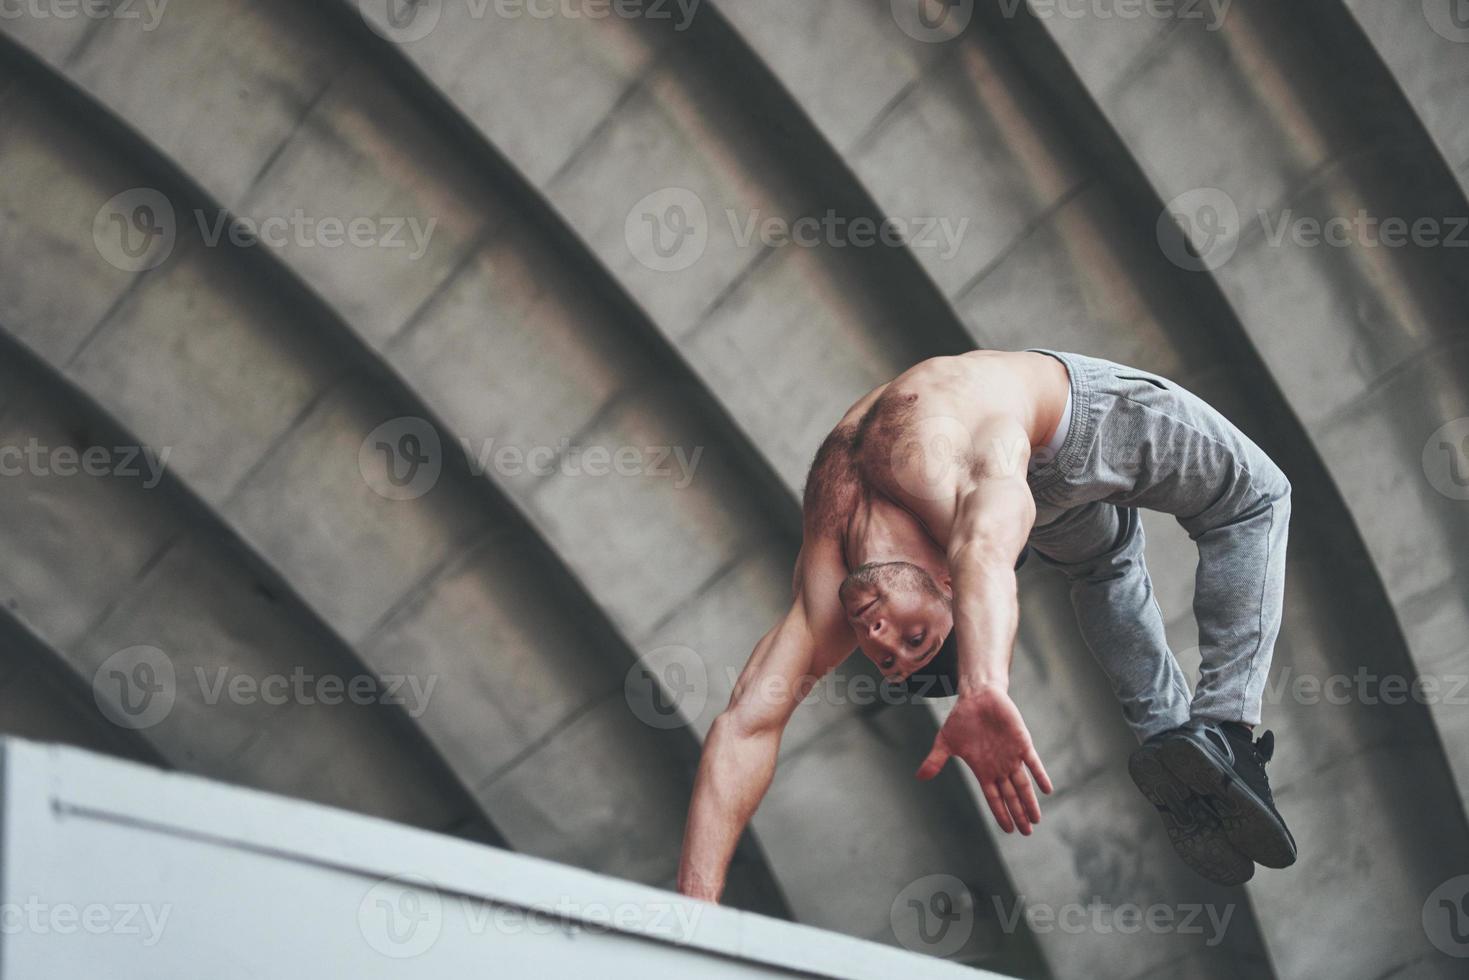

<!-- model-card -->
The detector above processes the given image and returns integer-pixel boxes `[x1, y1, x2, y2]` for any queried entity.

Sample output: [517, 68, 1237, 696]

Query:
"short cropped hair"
[838, 561, 943, 607]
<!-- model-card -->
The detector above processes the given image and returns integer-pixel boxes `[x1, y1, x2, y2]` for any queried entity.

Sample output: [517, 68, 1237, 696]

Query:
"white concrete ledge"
[0, 739, 1002, 978]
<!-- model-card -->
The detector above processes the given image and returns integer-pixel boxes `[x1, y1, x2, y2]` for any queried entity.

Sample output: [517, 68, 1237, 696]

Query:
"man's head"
[839, 561, 953, 681]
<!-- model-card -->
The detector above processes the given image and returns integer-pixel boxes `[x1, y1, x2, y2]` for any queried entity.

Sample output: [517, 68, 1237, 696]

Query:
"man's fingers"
[1011, 768, 1042, 826]
[981, 781, 1014, 834]
[915, 740, 951, 782]
[999, 778, 1032, 836]
[1025, 748, 1054, 795]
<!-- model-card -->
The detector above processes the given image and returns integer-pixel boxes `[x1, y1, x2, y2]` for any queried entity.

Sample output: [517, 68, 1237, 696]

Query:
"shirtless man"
[676, 349, 1297, 895]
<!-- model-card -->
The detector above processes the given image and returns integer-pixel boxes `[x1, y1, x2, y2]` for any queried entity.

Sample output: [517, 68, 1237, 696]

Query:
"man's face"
[843, 574, 953, 682]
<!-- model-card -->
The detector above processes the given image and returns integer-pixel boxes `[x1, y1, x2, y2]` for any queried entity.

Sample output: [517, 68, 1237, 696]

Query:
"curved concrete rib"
[1344, 0, 1469, 201]
[0, 32, 787, 913]
[0, 608, 164, 767]
[329, 1, 1046, 967]
[1012, 1, 1469, 976]
[0, 322, 496, 843]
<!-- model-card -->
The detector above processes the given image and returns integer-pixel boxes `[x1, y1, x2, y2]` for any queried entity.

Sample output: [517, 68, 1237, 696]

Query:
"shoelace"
[1243, 730, 1277, 804]
[1254, 730, 1275, 763]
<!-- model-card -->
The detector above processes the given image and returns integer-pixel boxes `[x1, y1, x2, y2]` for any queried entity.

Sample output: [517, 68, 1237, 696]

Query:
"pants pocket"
[1114, 372, 1169, 391]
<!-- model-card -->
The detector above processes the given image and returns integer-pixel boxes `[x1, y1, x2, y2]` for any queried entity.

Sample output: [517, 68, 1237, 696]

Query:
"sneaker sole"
[1158, 736, 1297, 869]
[1128, 742, 1254, 886]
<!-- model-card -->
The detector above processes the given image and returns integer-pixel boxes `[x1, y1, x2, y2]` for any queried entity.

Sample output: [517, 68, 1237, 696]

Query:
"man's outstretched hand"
[915, 686, 1053, 835]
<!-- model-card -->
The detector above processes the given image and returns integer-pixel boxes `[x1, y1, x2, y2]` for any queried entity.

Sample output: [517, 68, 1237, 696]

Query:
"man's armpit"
[973, 420, 1032, 481]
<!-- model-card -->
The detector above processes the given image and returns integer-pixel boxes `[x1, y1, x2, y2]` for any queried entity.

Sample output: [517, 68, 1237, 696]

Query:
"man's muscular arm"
[914, 419, 1053, 834]
[676, 536, 852, 902]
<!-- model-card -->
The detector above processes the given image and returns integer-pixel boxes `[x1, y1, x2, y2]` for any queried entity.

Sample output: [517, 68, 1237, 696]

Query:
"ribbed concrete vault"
[0, 608, 162, 767]
[0, 28, 786, 912]
[2, 2, 1468, 978]
[0, 313, 499, 842]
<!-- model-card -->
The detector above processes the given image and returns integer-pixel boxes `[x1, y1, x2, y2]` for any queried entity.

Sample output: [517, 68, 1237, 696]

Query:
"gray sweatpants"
[1024, 350, 1291, 742]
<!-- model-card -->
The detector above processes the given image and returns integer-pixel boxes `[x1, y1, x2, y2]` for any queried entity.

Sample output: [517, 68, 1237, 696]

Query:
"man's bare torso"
[803, 351, 1071, 570]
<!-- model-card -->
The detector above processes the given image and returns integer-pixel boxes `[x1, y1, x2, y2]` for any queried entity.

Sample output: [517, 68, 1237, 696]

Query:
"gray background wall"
[1, 1, 1467, 977]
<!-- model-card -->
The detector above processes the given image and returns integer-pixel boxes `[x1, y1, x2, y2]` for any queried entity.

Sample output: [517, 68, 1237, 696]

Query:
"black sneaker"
[1158, 720, 1297, 869]
[1128, 734, 1254, 886]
